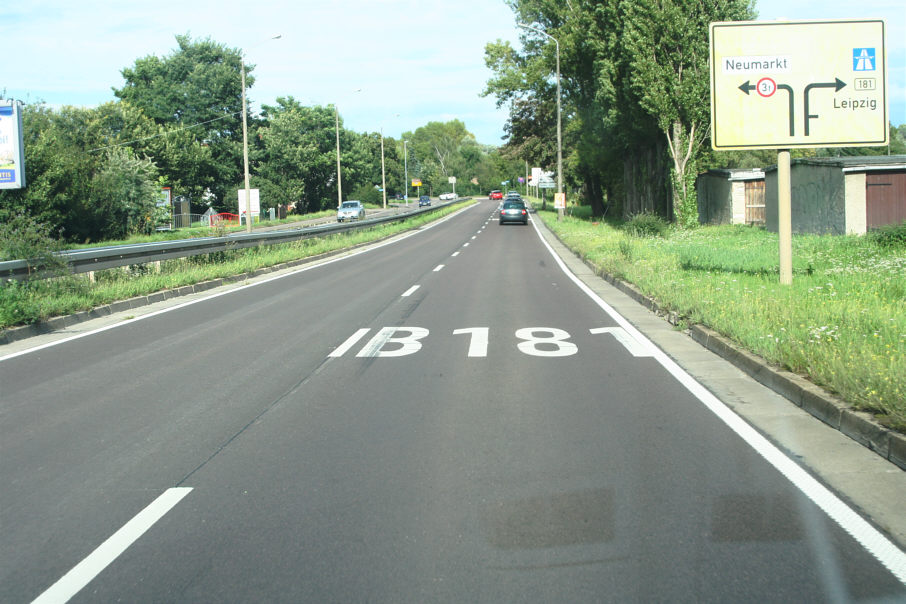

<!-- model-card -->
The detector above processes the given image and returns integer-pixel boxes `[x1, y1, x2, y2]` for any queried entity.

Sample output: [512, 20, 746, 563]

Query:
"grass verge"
[1, 201, 471, 331]
[537, 205, 905, 432]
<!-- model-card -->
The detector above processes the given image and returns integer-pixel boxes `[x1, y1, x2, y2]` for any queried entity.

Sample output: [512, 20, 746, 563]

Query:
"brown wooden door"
[866, 171, 906, 229]
[745, 180, 765, 225]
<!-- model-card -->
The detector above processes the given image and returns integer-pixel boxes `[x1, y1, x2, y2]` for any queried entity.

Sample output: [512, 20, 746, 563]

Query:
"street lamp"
[517, 22, 563, 220]
[380, 129, 387, 209]
[335, 89, 362, 209]
[403, 140, 409, 206]
[241, 34, 281, 233]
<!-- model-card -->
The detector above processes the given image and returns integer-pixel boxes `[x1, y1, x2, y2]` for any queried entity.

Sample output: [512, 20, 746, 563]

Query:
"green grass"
[535, 205, 906, 432]
[0, 201, 471, 331]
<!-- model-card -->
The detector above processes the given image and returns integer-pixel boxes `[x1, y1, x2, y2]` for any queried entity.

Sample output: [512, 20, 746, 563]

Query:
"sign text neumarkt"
[709, 19, 888, 150]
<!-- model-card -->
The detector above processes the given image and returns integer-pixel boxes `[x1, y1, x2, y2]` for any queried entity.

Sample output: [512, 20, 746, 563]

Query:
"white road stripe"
[32, 488, 192, 604]
[402, 285, 420, 297]
[590, 327, 654, 357]
[451, 252, 460, 257]
[530, 218, 906, 585]
[329, 328, 371, 358]
[433, 265, 445, 272]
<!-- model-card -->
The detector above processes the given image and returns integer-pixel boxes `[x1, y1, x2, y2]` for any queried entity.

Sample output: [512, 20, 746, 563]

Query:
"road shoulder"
[530, 213, 906, 551]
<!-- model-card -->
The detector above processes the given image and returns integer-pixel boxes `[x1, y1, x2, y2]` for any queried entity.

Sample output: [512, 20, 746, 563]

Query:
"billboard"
[710, 19, 888, 150]
[0, 100, 26, 189]
[238, 188, 260, 216]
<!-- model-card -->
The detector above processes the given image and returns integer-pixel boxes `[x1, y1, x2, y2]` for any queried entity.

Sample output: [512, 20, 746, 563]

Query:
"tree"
[256, 98, 340, 213]
[618, 0, 754, 226]
[89, 148, 161, 239]
[114, 34, 248, 207]
[402, 120, 475, 195]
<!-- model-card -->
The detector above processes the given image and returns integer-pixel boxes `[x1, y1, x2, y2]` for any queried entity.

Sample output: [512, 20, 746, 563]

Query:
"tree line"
[484, 0, 906, 224]
[0, 34, 523, 244]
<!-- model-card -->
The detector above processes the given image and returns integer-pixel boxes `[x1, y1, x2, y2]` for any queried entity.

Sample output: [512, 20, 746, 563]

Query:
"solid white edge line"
[31, 487, 193, 604]
[1, 203, 479, 363]
[529, 218, 906, 585]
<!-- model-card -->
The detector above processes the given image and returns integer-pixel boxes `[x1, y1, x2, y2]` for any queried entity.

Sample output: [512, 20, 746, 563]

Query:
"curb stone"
[555, 231, 905, 472]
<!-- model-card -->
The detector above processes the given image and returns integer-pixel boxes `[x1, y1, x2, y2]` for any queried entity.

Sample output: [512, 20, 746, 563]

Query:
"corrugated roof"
[763, 155, 906, 172]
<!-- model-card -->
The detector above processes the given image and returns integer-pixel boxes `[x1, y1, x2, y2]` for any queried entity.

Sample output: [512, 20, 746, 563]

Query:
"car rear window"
[503, 201, 525, 209]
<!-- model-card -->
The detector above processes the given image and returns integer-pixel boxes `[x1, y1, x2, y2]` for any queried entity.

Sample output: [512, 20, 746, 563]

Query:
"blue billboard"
[0, 101, 26, 189]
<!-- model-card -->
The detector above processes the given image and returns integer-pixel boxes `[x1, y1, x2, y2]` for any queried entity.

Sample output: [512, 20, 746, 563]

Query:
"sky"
[2, 0, 904, 146]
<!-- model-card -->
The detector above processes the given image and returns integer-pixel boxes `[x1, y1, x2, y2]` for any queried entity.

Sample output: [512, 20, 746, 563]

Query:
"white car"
[337, 200, 365, 222]
[439, 193, 457, 201]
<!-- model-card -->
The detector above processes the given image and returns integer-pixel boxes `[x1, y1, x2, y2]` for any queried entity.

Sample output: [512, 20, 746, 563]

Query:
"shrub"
[623, 212, 669, 238]
[0, 214, 68, 276]
[867, 221, 906, 249]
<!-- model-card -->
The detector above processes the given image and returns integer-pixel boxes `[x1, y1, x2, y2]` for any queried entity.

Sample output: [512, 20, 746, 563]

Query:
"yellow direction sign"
[710, 19, 888, 150]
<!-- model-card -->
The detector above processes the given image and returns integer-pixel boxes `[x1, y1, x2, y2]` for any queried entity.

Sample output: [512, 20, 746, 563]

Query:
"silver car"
[337, 200, 365, 222]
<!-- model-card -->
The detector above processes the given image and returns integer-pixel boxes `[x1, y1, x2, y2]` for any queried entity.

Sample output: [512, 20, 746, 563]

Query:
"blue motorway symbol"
[853, 48, 876, 72]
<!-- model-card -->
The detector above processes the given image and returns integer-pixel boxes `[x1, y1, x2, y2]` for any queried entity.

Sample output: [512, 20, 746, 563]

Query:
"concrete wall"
[697, 173, 734, 225]
[844, 172, 867, 234]
[731, 181, 746, 224]
[766, 164, 847, 235]
[697, 171, 760, 225]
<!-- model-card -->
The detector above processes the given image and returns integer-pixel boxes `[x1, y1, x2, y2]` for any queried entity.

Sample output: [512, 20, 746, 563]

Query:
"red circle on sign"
[757, 77, 777, 98]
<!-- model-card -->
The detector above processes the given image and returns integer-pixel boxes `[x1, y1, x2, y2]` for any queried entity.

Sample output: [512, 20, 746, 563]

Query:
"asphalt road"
[2, 199, 905, 602]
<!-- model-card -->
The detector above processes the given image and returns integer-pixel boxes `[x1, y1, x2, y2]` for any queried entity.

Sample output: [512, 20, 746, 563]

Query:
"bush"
[868, 221, 906, 249]
[623, 212, 670, 238]
[349, 184, 382, 206]
[0, 214, 68, 276]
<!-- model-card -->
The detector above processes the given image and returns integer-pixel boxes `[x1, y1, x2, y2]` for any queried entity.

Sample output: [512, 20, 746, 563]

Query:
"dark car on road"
[499, 199, 528, 225]
[419, 195, 431, 207]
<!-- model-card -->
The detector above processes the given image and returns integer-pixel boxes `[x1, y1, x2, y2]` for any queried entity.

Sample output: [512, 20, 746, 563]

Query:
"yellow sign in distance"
[411, 178, 422, 187]
[710, 19, 887, 150]
[554, 192, 566, 209]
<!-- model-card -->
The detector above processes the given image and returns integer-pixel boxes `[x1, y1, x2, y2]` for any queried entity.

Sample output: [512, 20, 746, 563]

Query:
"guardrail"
[1, 199, 465, 282]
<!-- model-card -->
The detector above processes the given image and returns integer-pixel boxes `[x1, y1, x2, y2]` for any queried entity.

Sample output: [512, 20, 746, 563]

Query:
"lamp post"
[380, 129, 387, 209]
[403, 140, 409, 206]
[241, 34, 281, 233]
[334, 89, 362, 209]
[335, 105, 343, 209]
[517, 23, 562, 220]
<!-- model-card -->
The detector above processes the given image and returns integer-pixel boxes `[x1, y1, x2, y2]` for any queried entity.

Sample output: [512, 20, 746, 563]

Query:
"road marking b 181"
[329, 326, 649, 359]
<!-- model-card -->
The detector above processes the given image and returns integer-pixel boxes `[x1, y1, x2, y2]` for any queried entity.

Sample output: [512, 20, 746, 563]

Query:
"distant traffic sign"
[710, 19, 888, 150]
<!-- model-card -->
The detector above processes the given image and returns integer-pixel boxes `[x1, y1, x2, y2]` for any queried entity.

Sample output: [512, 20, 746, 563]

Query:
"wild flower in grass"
[808, 325, 839, 343]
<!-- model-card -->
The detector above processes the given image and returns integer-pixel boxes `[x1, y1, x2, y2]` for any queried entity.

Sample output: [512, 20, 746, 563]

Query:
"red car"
[489, 190, 503, 200]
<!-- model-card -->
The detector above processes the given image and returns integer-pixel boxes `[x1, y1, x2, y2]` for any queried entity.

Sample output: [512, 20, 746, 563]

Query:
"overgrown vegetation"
[867, 220, 906, 250]
[537, 206, 906, 432]
[623, 212, 670, 238]
[0, 214, 68, 275]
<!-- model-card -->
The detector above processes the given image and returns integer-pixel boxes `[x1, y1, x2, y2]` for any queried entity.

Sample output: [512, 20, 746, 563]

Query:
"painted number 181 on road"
[329, 326, 653, 359]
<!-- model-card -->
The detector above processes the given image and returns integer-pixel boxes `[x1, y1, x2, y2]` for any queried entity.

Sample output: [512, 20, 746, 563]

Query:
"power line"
[88, 112, 241, 153]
